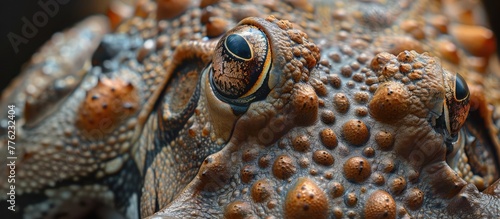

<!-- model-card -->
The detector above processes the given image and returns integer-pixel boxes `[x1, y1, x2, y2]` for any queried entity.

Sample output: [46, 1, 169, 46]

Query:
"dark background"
[0, 0, 499, 93]
[482, 0, 500, 56]
[0, 0, 110, 92]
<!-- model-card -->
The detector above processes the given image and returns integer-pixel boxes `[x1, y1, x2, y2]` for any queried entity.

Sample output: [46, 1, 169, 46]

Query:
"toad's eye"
[454, 73, 469, 101]
[444, 72, 471, 137]
[210, 25, 272, 109]
[225, 34, 252, 60]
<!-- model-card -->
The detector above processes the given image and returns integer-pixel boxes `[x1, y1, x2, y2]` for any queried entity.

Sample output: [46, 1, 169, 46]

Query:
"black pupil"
[455, 73, 469, 100]
[226, 34, 252, 59]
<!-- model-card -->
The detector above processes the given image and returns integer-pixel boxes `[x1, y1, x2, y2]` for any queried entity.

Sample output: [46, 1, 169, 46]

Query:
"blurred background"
[0, 0, 111, 92]
[0, 0, 499, 93]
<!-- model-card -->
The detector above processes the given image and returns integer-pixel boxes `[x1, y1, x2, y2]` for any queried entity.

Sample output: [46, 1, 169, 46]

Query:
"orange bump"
[369, 81, 410, 123]
[292, 135, 311, 152]
[364, 190, 396, 219]
[363, 147, 375, 158]
[134, 0, 155, 18]
[320, 128, 338, 149]
[240, 165, 256, 184]
[292, 84, 319, 125]
[224, 201, 253, 219]
[342, 119, 370, 146]
[436, 39, 460, 64]
[258, 154, 272, 169]
[77, 78, 139, 136]
[206, 17, 229, 38]
[333, 207, 343, 218]
[429, 15, 449, 33]
[284, 0, 314, 12]
[251, 179, 273, 203]
[390, 176, 407, 195]
[200, 0, 220, 8]
[333, 93, 350, 113]
[354, 91, 370, 104]
[320, 110, 336, 124]
[372, 172, 385, 186]
[156, 0, 191, 20]
[400, 19, 425, 39]
[450, 24, 496, 57]
[371, 52, 396, 71]
[107, 0, 134, 29]
[376, 36, 424, 55]
[382, 159, 395, 173]
[405, 188, 424, 210]
[345, 192, 358, 207]
[330, 182, 345, 198]
[343, 156, 371, 183]
[272, 155, 297, 180]
[242, 148, 258, 162]
[284, 178, 328, 219]
[312, 150, 334, 166]
[375, 131, 395, 151]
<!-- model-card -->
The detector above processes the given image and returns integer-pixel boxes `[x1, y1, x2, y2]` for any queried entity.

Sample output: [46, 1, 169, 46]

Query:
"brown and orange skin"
[0, 0, 500, 219]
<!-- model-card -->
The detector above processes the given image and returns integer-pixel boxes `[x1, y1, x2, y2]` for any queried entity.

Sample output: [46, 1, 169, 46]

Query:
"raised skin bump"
[1, 0, 500, 218]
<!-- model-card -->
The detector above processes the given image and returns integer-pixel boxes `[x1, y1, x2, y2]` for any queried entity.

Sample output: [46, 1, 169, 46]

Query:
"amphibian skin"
[1, 0, 499, 218]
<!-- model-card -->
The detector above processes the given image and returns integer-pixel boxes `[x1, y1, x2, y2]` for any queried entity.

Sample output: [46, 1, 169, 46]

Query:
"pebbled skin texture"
[1, 0, 500, 218]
